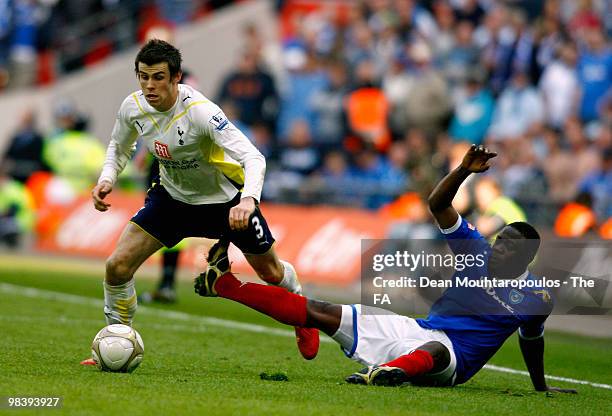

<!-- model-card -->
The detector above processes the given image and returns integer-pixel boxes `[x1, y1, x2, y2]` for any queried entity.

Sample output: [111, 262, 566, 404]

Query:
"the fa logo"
[154, 140, 172, 159]
[177, 126, 185, 145]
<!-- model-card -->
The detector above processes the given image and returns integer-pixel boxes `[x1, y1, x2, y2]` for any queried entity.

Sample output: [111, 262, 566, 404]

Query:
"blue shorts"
[130, 183, 275, 254]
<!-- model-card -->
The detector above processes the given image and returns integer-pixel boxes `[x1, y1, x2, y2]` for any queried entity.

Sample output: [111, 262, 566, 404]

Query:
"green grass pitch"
[0, 263, 610, 415]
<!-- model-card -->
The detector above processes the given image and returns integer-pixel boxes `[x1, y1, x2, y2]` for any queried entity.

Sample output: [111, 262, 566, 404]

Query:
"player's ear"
[174, 71, 182, 84]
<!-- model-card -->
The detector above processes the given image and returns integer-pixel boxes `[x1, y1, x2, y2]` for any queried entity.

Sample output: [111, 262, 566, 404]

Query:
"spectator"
[404, 128, 441, 199]
[400, 41, 452, 136]
[568, 0, 603, 40]
[442, 19, 480, 88]
[345, 58, 391, 151]
[350, 145, 398, 209]
[278, 119, 320, 179]
[554, 191, 597, 237]
[3, 109, 49, 183]
[344, 19, 376, 70]
[576, 28, 611, 123]
[451, 0, 485, 26]
[540, 126, 576, 202]
[554, 116, 602, 198]
[277, 51, 327, 140]
[267, 119, 320, 202]
[532, 10, 564, 80]
[430, 0, 456, 61]
[578, 147, 612, 219]
[473, 176, 527, 238]
[488, 71, 544, 141]
[309, 60, 349, 149]
[506, 137, 549, 200]
[0, 0, 12, 89]
[249, 122, 274, 159]
[8, 0, 41, 88]
[393, 0, 437, 42]
[217, 51, 279, 130]
[383, 56, 412, 137]
[478, 5, 515, 94]
[43, 100, 105, 194]
[383, 140, 411, 194]
[539, 41, 579, 128]
[0, 166, 35, 248]
[309, 150, 359, 206]
[449, 71, 495, 144]
[508, 8, 536, 80]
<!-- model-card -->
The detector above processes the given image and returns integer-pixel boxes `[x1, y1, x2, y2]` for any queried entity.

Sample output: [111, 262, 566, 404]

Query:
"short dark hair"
[135, 39, 182, 78]
[508, 221, 540, 261]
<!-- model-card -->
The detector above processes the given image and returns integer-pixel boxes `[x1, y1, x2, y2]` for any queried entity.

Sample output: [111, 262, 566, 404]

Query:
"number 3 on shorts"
[251, 216, 264, 240]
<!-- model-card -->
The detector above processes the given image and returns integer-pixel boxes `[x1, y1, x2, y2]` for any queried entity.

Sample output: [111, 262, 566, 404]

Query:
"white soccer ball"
[91, 324, 144, 373]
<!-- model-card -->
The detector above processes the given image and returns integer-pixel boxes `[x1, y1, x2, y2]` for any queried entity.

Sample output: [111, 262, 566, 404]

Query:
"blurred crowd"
[1, 0, 611, 248]
[0, 0, 234, 90]
[222, 0, 610, 237]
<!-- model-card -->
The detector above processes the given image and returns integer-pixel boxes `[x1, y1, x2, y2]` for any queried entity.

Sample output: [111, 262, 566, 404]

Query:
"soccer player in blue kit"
[195, 145, 578, 392]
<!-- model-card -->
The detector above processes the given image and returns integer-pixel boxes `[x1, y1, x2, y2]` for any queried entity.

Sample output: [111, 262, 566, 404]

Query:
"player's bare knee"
[105, 256, 134, 285]
[256, 261, 283, 283]
[418, 341, 450, 372]
[305, 300, 341, 336]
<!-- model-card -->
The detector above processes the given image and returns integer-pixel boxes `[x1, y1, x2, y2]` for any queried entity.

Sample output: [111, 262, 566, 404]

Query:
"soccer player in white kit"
[86, 40, 319, 363]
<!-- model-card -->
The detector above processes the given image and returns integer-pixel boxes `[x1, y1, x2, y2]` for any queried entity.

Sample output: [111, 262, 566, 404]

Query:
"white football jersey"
[98, 84, 265, 204]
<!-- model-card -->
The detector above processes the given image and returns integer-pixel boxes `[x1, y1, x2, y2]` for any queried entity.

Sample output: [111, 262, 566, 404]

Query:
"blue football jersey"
[416, 217, 553, 384]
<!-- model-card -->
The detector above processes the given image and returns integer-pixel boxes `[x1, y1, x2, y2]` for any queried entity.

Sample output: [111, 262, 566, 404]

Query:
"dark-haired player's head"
[134, 39, 183, 111]
[488, 222, 540, 279]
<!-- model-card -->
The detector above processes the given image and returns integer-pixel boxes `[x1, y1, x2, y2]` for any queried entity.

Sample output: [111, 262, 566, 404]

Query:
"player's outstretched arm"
[519, 335, 578, 394]
[428, 144, 497, 229]
[92, 181, 113, 211]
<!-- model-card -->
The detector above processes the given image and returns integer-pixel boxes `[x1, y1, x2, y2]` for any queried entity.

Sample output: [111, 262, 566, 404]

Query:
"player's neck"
[515, 270, 529, 280]
[154, 87, 180, 112]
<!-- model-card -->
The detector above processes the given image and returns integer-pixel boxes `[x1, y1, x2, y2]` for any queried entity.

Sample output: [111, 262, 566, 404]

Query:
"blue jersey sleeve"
[440, 216, 490, 255]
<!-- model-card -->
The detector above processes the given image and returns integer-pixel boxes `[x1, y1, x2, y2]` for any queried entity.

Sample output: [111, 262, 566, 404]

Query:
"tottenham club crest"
[177, 125, 185, 145]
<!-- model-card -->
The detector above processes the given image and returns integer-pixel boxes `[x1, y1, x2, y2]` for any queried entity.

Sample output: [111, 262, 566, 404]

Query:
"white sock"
[276, 260, 302, 295]
[103, 278, 137, 325]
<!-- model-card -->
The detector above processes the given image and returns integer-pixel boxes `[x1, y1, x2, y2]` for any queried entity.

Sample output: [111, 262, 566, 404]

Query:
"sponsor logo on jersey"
[154, 140, 172, 159]
[209, 111, 229, 131]
[533, 289, 552, 303]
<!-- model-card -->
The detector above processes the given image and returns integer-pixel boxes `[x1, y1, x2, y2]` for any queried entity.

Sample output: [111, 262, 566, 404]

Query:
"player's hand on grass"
[92, 181, 113, 211]
[229, 197, 256, 231]
[461, 144, 497, 173]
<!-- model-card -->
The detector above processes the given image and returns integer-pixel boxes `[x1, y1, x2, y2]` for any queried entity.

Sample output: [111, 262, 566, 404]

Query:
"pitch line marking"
[1, 282, 611, 391]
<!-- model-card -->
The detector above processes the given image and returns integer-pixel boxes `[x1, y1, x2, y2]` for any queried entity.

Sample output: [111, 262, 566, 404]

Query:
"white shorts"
[332, 304, 457, 386]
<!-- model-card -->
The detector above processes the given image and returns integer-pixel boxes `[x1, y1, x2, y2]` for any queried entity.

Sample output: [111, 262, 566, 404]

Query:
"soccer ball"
[91, 324, 144, 372]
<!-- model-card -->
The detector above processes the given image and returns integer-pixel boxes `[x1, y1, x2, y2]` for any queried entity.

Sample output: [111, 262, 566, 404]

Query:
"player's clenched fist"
[92, 181, 113, 211]
[461, 144, 497, 173]
[229, 197, 256, 231]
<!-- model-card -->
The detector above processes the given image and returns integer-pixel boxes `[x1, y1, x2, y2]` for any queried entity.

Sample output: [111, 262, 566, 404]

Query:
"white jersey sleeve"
[98, 97, 138, 185]
[193, 103, 266, 202]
